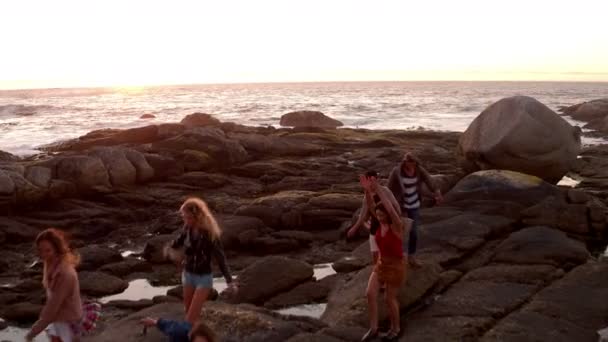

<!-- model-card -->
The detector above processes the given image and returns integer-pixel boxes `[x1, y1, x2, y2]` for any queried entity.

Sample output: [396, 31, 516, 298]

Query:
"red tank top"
[375, 225, 403, 259]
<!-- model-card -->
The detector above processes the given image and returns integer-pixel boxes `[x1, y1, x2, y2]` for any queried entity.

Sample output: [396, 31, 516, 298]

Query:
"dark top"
[171, 226, 233, 283]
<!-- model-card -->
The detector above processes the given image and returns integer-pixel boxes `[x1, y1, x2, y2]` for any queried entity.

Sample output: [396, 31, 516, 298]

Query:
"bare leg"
[366, 271, 380, 332]
[186, 287, 211, 324]
[183, 285, 195, 315]
[385, 285, 400, 333]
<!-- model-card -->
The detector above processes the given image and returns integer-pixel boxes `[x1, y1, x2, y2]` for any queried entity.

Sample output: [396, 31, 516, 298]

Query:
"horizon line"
[2, 79, 608, 92]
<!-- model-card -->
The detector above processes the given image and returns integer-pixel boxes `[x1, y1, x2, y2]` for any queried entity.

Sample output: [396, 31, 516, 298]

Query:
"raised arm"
[372, 181, 404, 235]
[348, 195, 371, 236]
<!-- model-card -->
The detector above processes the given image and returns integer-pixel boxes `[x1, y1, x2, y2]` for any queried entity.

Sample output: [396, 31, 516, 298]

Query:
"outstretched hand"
[140, 317, 158, 327]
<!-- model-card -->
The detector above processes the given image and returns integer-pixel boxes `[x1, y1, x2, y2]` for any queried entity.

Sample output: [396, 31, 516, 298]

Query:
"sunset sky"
[1, 0, 607, 89]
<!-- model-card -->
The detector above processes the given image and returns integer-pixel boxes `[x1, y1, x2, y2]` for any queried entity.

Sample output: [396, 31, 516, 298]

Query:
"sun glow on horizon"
[1, 0, 607, 90]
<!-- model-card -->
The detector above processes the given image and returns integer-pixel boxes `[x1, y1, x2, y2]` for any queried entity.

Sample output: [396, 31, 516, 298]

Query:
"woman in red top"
[360, 176, 407, 341]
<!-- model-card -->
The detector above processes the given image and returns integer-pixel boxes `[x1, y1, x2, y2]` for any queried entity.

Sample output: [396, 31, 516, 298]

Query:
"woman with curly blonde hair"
[169, 197, 234, 324]
[26, 228, 82, 342]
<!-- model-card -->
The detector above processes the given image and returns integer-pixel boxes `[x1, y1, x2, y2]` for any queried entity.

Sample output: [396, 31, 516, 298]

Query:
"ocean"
[1, 81, 607, 156]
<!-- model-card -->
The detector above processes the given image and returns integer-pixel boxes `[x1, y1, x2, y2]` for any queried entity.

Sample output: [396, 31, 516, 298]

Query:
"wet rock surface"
[1, 110, 607, 341]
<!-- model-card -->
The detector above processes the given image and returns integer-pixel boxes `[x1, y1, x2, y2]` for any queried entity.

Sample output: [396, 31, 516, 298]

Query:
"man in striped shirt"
[388, 153, 443, 267]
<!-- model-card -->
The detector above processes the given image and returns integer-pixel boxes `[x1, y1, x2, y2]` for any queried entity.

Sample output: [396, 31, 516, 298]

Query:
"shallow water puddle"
[275, 303, 327, 319]
[0, 326, 46, 342]
[100, 277, 232, 303]
[120, 249, 143, 258]
[313, 263, 336, 280]
[100, 279, 174, 303]
[557, 175, 581, 188]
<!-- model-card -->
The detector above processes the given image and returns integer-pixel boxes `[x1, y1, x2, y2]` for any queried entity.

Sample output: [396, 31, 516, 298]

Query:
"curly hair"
[35, 228, 79, 288]
[180, 197, 222, 241]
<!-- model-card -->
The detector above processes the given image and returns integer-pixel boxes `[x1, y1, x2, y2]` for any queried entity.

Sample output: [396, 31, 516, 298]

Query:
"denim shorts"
[182, 271, 213, 289]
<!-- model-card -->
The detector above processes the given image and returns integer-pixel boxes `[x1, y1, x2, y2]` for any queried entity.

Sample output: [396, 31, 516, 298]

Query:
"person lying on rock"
[347, 170, 401, 264]
[26, 229, 83, 342]
[387, 152, 443, 268]
[361, 175, 407, 342]
[140, 318, 217, 342]
[170, 197, 237, 325]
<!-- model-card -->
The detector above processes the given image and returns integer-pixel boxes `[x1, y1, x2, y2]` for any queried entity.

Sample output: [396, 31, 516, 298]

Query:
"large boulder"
[144, 154, 184, 180]
[3, 171, 46, 203]
[25, 166, 52, 188]
[55, 155, 111, 191]
[264, 274, 342, 309]
[458, 96, 581, 183]
[236, 191, 357, 230]
[124, 149, 155, 182]
[180, 113, 221, 127]
[562, 98, 608, 122]
[322, 262, 442, 327]
[79, 271, 129, 296]
[142, 234, 175, 264]
[444, 170, 562, 207]
[229, 133, 323, 157]
[280, 111, 343, 129]
[492, 226, 589, 267]
[77, 245, 124, 271]
[1, 302, 42, 323]
[218, 215, 271, 250]
[90, 147, 137, 186]
[232, 256, 314, 304]
[182, 150, 214, 171]
[152, 129, 249, 168]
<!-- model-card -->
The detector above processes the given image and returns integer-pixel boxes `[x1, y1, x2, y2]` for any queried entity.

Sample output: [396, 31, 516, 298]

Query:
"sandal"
[361, 329, 378, 341]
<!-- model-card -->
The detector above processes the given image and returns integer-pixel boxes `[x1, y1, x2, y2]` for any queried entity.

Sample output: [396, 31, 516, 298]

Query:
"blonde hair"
[35, 228, 80, 288]
[180, 197, 222, 241]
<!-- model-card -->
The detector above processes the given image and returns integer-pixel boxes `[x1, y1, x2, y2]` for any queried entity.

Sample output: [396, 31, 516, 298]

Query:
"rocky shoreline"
[1, 98, 608, 341]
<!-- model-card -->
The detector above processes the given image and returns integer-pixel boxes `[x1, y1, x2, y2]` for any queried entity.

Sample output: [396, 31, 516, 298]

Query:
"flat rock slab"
[419, 280, 537, 319]
[480, 310, 596, 342]
[402, 316, 494, 342]
[462, 264, 561, 286]
[322, 263, 441, 327]
[417, 213, 515, 266]
[492, 226, 589, 267]
[481, 262, 608, 341]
